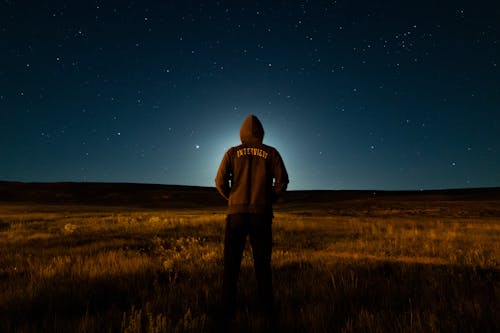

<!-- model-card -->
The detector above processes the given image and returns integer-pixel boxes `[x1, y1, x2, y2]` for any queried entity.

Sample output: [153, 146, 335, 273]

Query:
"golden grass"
[0, 203, 498, 332]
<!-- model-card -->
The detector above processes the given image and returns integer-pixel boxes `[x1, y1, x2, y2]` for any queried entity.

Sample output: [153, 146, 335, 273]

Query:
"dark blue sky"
[1, 0, 499, 190]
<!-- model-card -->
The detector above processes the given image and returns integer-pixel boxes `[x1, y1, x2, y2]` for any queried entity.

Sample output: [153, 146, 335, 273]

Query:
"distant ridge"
[285, 187, 500, 202]
[1, 181, 500, 210]
[0, 181, 224, 208]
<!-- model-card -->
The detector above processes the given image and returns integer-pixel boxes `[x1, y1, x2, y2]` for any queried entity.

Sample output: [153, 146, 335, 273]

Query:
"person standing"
[215, 114, 289, 319]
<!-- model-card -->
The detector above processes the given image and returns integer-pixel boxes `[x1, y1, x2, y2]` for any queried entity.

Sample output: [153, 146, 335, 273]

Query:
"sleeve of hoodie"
[272, 150, 289, 199]
[215, 149, 232, 200]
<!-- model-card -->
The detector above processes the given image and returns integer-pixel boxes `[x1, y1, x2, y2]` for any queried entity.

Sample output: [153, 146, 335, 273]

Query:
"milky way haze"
[1, 1, 499, 190]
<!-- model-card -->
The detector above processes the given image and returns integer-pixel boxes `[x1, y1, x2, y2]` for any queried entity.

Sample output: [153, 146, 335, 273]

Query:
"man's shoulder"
[226, 145, 241, 153]
[261, 143, 277, 150]
[260, 144, 281, 156]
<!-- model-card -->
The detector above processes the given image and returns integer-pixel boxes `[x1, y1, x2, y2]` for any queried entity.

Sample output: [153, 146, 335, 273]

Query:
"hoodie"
[215, 115, 289, 215]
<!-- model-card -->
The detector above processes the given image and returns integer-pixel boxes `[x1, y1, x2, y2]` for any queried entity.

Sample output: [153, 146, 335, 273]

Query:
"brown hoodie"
[215, 115, 289, 214]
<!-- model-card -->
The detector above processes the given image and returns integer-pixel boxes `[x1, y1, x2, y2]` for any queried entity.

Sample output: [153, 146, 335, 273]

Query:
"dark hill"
[1, 181, 499, 216]
[0, 181, 225, 209]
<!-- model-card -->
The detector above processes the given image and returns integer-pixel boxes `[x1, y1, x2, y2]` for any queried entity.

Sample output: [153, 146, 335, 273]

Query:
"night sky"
[1, 1, 499, 190]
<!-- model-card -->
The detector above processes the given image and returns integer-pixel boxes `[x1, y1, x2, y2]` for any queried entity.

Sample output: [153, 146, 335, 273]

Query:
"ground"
[0, 183, 499, 332]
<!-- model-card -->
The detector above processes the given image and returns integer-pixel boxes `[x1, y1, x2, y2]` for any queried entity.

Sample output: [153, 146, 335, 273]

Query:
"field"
[0, 183, 499, 332]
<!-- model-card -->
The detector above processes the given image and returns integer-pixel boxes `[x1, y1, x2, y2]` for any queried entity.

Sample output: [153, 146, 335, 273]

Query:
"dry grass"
[0, 203, 498, 332]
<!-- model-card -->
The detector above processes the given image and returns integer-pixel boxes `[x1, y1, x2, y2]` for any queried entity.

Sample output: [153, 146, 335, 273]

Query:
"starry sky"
[1, 1, 499, 190]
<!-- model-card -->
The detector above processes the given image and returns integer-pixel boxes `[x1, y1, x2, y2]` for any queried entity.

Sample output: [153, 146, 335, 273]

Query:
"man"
[215, 114, 289, 318]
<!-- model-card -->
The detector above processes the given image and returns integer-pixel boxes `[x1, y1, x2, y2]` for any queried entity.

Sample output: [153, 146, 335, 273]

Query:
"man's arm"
[215, 151, 232, 200]
[272, 150, 289, 199]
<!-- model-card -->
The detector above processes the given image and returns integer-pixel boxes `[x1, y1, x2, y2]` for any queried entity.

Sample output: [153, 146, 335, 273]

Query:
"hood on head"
[240, 114, 264, 143]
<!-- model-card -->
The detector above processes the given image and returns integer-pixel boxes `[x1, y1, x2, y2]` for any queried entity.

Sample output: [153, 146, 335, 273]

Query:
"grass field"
[0, 200, 499, 332]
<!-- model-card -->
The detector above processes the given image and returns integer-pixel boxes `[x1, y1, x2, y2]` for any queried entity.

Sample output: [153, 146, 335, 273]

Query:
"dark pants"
[222, 213, 273, 316]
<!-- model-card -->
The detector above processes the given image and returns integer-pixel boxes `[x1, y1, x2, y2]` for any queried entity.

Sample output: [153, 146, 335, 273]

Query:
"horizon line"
[1, 180, 499, 193]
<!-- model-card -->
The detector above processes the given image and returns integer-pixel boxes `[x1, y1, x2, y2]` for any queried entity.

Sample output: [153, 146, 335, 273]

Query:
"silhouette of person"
[215, 114, 289, 319]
